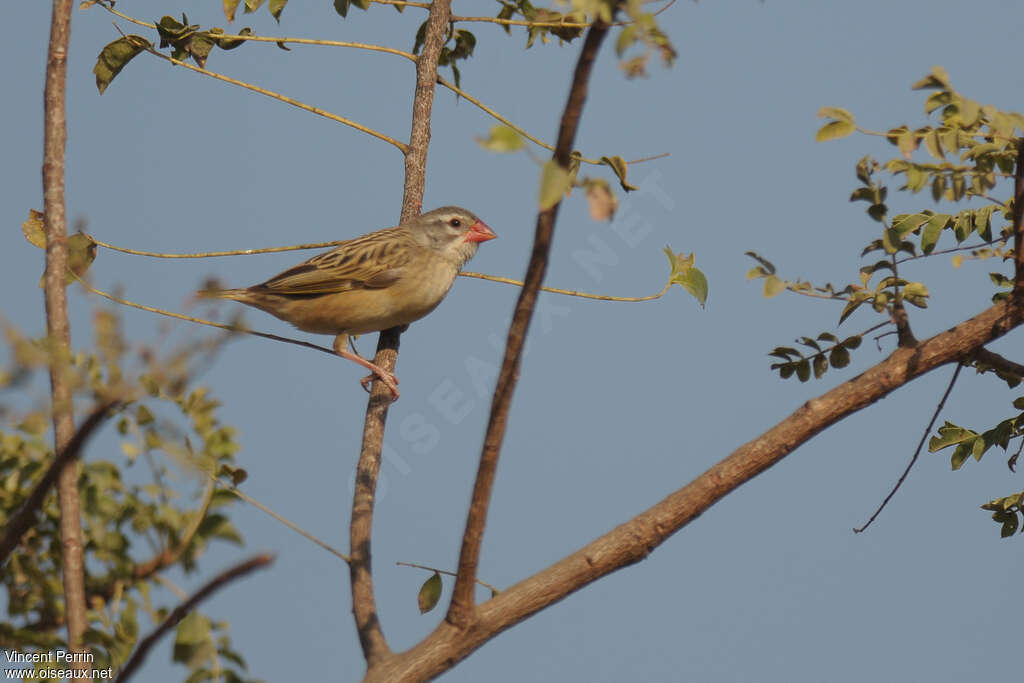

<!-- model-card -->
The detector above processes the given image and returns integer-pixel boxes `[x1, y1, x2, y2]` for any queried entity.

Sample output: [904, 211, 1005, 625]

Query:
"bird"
[198, 206, 496, 398]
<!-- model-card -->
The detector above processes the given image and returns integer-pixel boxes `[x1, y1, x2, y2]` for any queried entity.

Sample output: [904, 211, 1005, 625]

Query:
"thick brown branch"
[0, 402, 119, 565]
[116, 554, 274, 683]
[349, 0, 453, 667]
[366, 298, 1023, 682]
[42, 0, 89, 671]
[448, 19, 611, 628]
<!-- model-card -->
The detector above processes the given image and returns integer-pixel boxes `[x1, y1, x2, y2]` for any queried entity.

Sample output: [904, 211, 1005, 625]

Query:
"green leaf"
[215, 27, 252, 51]
[829, 345, 850, 368]
[812, 354, 828, 379]
[94, 36, 151, 95]
[475, 125, 524, 153]
[911, 65, 952, 91]
[334, 0, 350, 17]
[417, 572, 443, 614]
[223, 0, 241, 22]
[664, 248, 708, 307]
[815, 120, 855, 142]
[762, 275, 786, 298]
[892, 213, 928, 237]
[269, 0, 287, 22]
[539, 161, 573, 210]
[838, 299, 862, 325]
[817, 106, 854, 124]
[795, 359, 811, 382]
[598, 156, 637, 192]
[616, 25, 638, 56]
[920, 213, 949, 253]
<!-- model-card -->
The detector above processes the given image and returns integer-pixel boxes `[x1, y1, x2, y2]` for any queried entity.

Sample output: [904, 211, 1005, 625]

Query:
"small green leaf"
[418, 572, 443, 614]
[598, 156, 637, 192]
[269, 0, 287, 22]
[817, 106, 854, 124]
[892, 213, 928, 237]
[829, 345, 850, 369]
[223, 0, 241, 22]
[664, 247, 708, 307]
[815, 120, 855, 142]
[763, 275, 786, 298]
[475, 125, 524, 153]
[812, 354, 828, 379]
[795, 359, 811, 382]
[94, 35, 151, 94]
[539, 161, 573, 210]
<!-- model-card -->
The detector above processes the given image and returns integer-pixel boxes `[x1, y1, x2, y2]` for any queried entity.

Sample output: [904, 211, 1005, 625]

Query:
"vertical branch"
[42, 0, 90, 676]
[447, 20, 612, 627]
[1013, 138, 1024, 292]
[349, 0, 453, 666]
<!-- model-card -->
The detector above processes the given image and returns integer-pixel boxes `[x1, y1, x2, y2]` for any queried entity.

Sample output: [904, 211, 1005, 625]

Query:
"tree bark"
[42, 0, 90, 677]
[349, 0, 454, 666]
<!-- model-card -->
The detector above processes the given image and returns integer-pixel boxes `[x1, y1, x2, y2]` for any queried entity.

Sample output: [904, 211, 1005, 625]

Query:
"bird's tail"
[195, 287, 250, 302]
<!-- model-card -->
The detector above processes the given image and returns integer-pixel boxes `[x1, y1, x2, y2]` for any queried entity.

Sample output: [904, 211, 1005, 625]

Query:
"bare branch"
[349, 0, 454, 667]
[1014, 138, 1024, 291]
[853, 363, 962, 533]
[448, 18, 611, 628]
[367, 296, 1023, 682]
[42, 0, 90, 671]
[115, 554, 274, 683]
[0, 401, 119, 565]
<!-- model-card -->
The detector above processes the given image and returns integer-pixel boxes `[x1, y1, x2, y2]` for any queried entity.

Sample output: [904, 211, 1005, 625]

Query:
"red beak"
[464, 219, 497, 243]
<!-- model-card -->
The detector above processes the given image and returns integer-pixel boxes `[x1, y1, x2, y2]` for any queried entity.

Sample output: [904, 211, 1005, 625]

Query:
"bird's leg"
[333, 333, 400, 399]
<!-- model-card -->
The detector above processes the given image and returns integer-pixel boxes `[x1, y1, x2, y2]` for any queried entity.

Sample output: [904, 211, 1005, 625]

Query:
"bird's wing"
[253, 227, 414, 295]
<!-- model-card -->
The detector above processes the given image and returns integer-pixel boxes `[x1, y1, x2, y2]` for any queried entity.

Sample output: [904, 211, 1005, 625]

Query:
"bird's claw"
[360, 371, 400, 400]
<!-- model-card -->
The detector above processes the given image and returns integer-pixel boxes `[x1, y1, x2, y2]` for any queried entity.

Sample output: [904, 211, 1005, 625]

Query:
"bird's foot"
[359, 368, 400, 400]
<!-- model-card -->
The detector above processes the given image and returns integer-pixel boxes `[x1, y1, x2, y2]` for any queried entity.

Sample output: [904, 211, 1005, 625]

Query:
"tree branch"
[972, 347, 1024, 383]
[42, 0, 90, 672]
[367, 296, 1023, 682]
[448, 18, 611, 628]
[0, 401, 119, 565]
[1014, 138, 1024, 291]
[349, 0, 453, 667]
[115, 554, 274, 683]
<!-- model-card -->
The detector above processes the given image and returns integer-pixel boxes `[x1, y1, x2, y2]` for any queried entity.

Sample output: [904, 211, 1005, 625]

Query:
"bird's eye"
[448, 218, 462, 228]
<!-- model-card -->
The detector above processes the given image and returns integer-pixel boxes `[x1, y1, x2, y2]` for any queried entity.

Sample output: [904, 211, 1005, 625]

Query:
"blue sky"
[5, 1, 1024, 681]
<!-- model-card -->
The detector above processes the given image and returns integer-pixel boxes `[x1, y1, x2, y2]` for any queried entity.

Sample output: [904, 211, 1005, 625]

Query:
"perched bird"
[199, 206, 496, 398]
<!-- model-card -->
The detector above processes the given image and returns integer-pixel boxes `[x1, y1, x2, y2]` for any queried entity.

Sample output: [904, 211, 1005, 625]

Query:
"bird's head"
[414, 206, 496, 266]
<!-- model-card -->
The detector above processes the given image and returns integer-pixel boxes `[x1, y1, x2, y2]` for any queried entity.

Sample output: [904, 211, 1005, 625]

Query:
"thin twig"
[894, 238, 1005, 265]
[0, 401, 120, 565]
[448, 17, 612, 628]
[98, 3, 417, 61]
[396, 561, 500, 596]
[460, 272, 671, 301]
[214, 476, 350, 563]
[88, 235, 349, 258]
[117, 32, 409, 153]
[853, 363, 963, 533]
[116, 554, 274, 682]
[75, 276, 338, 357]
